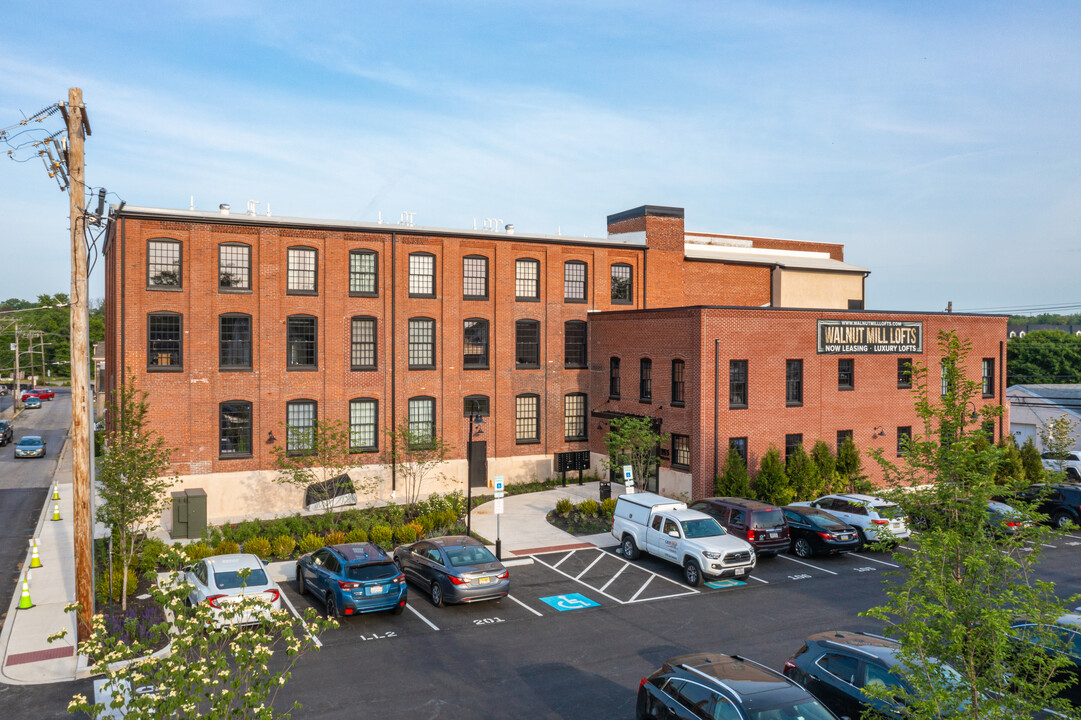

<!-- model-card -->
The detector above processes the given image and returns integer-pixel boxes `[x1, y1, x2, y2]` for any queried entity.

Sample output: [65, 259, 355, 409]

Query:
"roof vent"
[219, 204, 230, 215]
[505, 224, 515, 234]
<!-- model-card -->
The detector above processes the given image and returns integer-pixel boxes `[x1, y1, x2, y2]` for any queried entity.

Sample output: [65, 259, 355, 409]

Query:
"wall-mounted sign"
[817, 319, 923, 354]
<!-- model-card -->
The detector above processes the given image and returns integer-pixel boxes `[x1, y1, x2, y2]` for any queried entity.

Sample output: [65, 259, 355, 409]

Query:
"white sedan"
[184, 553, 282, 625]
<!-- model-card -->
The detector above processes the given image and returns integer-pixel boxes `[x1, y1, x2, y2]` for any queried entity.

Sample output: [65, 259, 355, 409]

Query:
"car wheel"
[1053, 511, 1074, 529]
[635, 688, 651, 720]
[325, 593, 339, 618]
[855, 528, 869, 550]
[430, 581, 444, 608]
[621, 535, 640, 560]
[296, 568, 306, 596]
[793, 538, 814, 558]
[683, 559, 702, 587]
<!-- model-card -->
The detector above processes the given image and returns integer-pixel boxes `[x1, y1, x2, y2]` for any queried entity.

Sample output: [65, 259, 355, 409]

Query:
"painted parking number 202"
[359, 631, 397, 641]
[474, 617, 505, 626]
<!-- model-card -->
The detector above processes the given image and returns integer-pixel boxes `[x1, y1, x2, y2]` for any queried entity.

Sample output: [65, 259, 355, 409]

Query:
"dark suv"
[1019, 483, 1081, 530]
[689, 497, 790, 556]
[0, 420, 12, 447]
[638, 652, 841, 720]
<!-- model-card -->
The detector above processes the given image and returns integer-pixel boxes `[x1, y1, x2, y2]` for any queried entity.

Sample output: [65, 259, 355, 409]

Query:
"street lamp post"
[466, 413, 485, 538]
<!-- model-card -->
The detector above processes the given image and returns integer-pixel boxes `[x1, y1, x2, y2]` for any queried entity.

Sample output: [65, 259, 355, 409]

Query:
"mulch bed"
[546, 510, 612, 536]
[97, 572, 170, 653]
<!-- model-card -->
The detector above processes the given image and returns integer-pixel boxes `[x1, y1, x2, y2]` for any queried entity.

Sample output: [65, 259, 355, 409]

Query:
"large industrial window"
[350, 317, 377, 370]
[671, 360, 685, 406]
[515, 320, 540, 368]
[349, 398, 378, 452]
[147, 312, 182, 370]
[609, 357, 621, 399]
[408, 396, 435, 446]
[672, 435, 690, 469]
[219, 313, 252, 369]
[218, 243, 251, 290]
[611, 263, 633, 304]
[463, 255, 488, 300]
[464, 395, 490, 417]
[786, 359, 803, 406]
[729, 360, 748, 409]
[564, 261, 587, 302]
[349, 250, 378, 296]
[286, 400, 316, 454]
[286, 315, 317, 369]
[219, 401, 253, 458]
[982, 358, 995, 398]
[463, 319, 489, 369]
[408, 252, 436, 297]
[147, 239, 181, 288]
[515, 258, 540, 301]
[564, 394, 587, 441]
[516, 394, 540, 444]
[639, 359, 653, 402]
[286, 247, 317, 294]
[408, 318, 436, 369]
[898, 358, 912, 389]
[564, 320, 587, 368]
[838, 358, 854, 391]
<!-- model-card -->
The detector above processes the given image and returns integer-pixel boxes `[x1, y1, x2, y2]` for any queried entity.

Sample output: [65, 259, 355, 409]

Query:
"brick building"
[103, 203, 1001, 522]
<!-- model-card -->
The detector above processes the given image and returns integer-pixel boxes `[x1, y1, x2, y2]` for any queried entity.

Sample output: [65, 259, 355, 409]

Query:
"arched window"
[286, 315, 317, 369]
[408, 317, 436, 369]
[408, 252, 436, 297]
[351, 316, 377, 370]
[286, 246, 317, 294]
[515, 394, 540, 444]
[610, 263, 633, 304]
[219, 401, 253, 458]
[349, 250, 378, 296]
[515, 319, 541, 368]
[671, 359, 685, 405]
[147, 238, 182, 288]
[219, 313, 252, 369]
[564, 261, 587, 302]
[218, 243, 251, 290]
[408, 396, 435, 446]
[147, 312, 182, 370]
[349, 398, 378, 452]
[609, 357, 621, 399]
[564, 393, 587, 441]
[516, 258, 541, 301]
[463, 255, 489, 300]
[286, 399, 317, 454]
[463, 318, 489, 369]
[640, 358, 652, 402]
[564, 320, 587, 368]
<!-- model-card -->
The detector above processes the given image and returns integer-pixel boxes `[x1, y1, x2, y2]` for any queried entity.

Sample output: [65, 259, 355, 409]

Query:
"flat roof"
[587, 305, 1008, 318]
[684, 243, 869, 274]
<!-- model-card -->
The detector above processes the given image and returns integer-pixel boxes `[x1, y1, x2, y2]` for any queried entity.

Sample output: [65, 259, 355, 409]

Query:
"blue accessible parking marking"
[539, 593, 600, 611]
[704, 579, 746, 589]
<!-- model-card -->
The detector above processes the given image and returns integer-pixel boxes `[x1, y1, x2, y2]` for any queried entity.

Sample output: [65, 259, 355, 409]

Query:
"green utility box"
[171, 491, 188, 539]
[185, 488, 207, 540]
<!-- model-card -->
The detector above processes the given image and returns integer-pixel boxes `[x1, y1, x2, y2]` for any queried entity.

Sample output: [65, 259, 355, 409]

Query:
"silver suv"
[793, 493, 911, 547]
[1041, 451, 1081, 482]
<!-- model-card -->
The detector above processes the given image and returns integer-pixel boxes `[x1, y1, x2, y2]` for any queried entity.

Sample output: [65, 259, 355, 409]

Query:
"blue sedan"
[296, 543, 406, 618]
[23, 396, 42, 409]
[14, 436, 46, 458]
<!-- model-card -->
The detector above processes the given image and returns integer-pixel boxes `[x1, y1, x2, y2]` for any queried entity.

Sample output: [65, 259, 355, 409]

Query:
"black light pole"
[466, 413, 484, 537]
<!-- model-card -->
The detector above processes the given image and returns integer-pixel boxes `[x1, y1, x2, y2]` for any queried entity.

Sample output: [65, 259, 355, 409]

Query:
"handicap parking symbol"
[539, 593, 600, 611]
[704, 579, 746, 589]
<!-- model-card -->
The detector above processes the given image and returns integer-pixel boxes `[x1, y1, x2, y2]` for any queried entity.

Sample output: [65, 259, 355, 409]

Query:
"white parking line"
[897, 545, 916, 552]
[629, 574, 655, 602]
[748, 575, 769, 584]
[279, 587, 322, 648]
[1062, 534, 1081, 540]
[777, 554, 838, 576]
[855, 554, 900, 568]
[407, 603, 440, 631]
[506, 594, 543, 617]
[575, 552, 607, 580]
[530, 553, 629, 604]
[552, 550, 576, 569]
[1025, 540, 1057, 549]
[599, 563, 629, 592]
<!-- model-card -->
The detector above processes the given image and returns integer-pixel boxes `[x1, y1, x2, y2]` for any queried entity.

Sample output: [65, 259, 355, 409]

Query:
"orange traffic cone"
[17, 572, 32, 610]
[29, 539, 41, 568]
[51, 502, 61, 521]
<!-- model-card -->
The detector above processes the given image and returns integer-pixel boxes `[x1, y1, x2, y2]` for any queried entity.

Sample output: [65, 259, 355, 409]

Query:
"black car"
[689, 497, 790, 556]
[780, 506, 861, 558]
[1019, 483, 1081, 530]
[1009, 614, 1081, 705]
[0, 420, 12, 446]
[637, 652, 841, 720]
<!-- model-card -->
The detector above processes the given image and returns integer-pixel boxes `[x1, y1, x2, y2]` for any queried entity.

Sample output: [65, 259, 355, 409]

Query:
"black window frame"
[349, 398, 378, 453]
[147, 238, 182, 290]
[219, 313, 252, 371]
[350, 316, 377, 371]
[147, 312, 183, 371]
[982, 358, 995, 398]
[672, 434, 691, 469]
[729, 359, 748, 409]
[348, 249, 379, 297]
[407, 396, 436, 446]
[462, 255, 489, 300]
[218, 242, 251, 292]
[639, 358, 653, 403]
[286, 246, 318, 295]
[564, 393, 588, 442]
[609, 357, 621, 399]
[610, 263, 633, 304]
[515, 394, 540, 444]
[408, 317, 436, 370]
[838, 358, 854, 391]
[286, 315, 318, 370]
[564, 320, 587, 369]
[463, 318, 490, 370]
[837, 429, 853, 451]
[897, 426, 912, 457]
[785, 433, 803, 461]
[464, 395, 490, 417]
[729, 437, 748, 468]
[515, 319, 541, 369]
[219, 400, 253, 459]
[898, 358, 912, 389]
[515, 258, 541, 302]
[285, 399, 317, 455]
[671, 359, 686, 406]
[564, 260, 587, 303]
[408, 252, 436, 298]
[786, 359, 803, 407]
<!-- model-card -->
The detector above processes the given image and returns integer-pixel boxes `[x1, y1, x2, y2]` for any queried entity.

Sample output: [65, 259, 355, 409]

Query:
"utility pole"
[12, 321, 19, 411]
[67, 87, 93, 641]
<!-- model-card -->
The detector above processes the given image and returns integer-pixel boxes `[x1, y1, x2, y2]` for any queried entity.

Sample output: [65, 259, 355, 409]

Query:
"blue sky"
[1, 1, 1079, 313]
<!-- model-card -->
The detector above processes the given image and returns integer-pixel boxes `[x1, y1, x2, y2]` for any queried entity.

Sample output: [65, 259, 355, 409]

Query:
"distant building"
[1007, 384, 1081, 449]
[1006, 324, 1081, 339]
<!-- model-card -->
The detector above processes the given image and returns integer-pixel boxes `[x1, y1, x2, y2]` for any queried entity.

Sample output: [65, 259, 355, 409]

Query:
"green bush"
[271, 535, 296, 559]
[325, 530, 347, 546]
[370, 525, 393, 549]
[298, 533, 323, 555]
[578, 499, 599, 517]
[600, 498, 617, 517]
[555, 498, 574, 516]
[137, 538, 167, 574]
[345, 528, 368, 544]
[505, 478, 562, 496]
[394, 524, 417, 544]
[245, 536, 272, 560]
[96, 567, 140, 604]
[185, 542, 213, 563]
[214, 540, 240, 556]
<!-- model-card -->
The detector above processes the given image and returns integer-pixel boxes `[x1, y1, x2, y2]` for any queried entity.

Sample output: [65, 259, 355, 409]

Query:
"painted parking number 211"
[359, 631, 397, 641]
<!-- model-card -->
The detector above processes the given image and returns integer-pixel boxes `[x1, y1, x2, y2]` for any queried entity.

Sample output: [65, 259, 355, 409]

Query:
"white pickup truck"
[611, 492, 756, 586]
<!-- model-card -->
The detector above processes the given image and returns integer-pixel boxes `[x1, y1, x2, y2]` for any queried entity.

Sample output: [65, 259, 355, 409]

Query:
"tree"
[1020, 436, 1045, 484]
[270, 418, 367, 519]
[862, 330, 1078, 719]
[96, 377, 175, 611]
[603, 416, 669, 492]
[835, 435, 868, 494]
[784, 443, 819, 501]
[715, 446, 750, 497]
[1038, 415, 1080, 477]
[809, 440, 836, 498]
[753, 447, 792, 506]
[993, 437, 1024, 485]
[379, 422, 453, 507]
[1007, 329, 1081, 385]
[52, 546, 334, 719]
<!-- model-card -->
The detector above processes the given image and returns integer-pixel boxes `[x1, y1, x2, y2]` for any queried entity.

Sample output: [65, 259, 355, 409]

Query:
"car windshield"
[445, 545, 498, 567]
[680, 518, 726, 538]
[875, 504, 903, 519]
[214, 568, 269, 589]
[346, 562, 400, 581]
[752, 509, 785, 529]
[748, 698, 837, 720]
[809, 513, 845, 530]
[17, 438, 40, 446]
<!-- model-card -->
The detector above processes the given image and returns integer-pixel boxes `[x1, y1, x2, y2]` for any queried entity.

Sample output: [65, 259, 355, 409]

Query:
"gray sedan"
[393, 536, 508, 607]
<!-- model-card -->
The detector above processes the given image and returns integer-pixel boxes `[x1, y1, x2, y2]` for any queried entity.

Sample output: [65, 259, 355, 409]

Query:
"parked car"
[688, 497, 790, 557]
[793, 494, 911, 547]
[1041, 451, 1081, 482]
[611, 492, 756, 586]
[20, 391, 41, 402]
[638, 651, 842, 720]
[909, 498, 1030, 537]
[393, 535, 508, 607]
[14, 435, 46, 459]
[32, 388, 55, 400]
[783, 630, 964, 719]
[183, 553, 282, 625]
[1008, 614, 1081, 705]
[296, 542, 406, 617]
[1019, 483, 1081, 529]
[0, 420, 13, 446]
[22, 396, 42, 409]
[780, 505, 861, 558]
